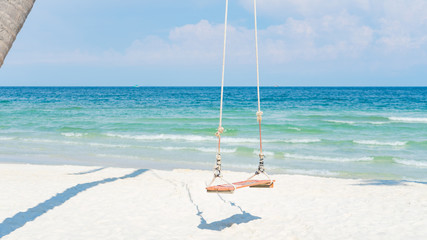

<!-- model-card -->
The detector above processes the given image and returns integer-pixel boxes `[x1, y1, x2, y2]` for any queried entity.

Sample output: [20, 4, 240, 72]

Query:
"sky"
[1, 0, 426, 86]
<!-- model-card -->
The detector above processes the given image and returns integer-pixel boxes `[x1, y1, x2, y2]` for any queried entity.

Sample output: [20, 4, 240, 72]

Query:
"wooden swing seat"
[206, 179, 275, 193]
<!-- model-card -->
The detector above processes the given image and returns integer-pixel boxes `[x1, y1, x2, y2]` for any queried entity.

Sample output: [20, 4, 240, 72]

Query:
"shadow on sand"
[69, 167, 106, 175]
[356, 179, 427, 186]
[0, 169, 147, 238]
[197, 210, 261, 231]
[186, 186, 261, 231]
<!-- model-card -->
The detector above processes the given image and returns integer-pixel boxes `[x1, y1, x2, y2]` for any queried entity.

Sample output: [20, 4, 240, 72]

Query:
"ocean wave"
[253, 150, 275, 157]
[106, 133, 215, 142]
[105, 133, 321, 144]
[288, 127, 301, 131]
[20, 138, 79, 145]
[285, 169, 339, 176]
[16, 137, 133, 149]
[353, 140, 407, 146]
[324, 120, 355, 125]
[394, 159, 427, 168]
[225, 138, 321, 144]
[221, 137, 262, 143]
[366, 121, 389, 125]
[162, 146, 236, 153]
[224, 138, 281, 143]
[0, 137, 14, 141]
[89, 143, 132, 148]
[408, 140, 427, 147]
[389, 117, 427, 123]
[284, 153, 373, 162]
[371, 156, 395, 163]
[282, 139, 321, 143]
[61, 132, 87, 137]
[95, 154, 140, 159]
[325, 119, 392, 125]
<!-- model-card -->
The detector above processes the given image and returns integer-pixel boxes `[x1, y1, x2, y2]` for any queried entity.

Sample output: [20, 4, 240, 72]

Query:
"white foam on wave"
[0, 137, 14, 141]
[61, 132, 87, 137]
[223, 138, 321, 144]
[96, 154, 140, 159]
[389, 117, 427, 123]
[221, 137, 322, 143]
[288, 127, 301, 131]
[222, 138, 321, 144]
[89, 143, 131, 148]
[17, 137, 132, 149]
[106, 133, 215, 142]
[282, 139, 321, 143]
[20, 138, 79, 145]
[325, 120, 355, 125]
[106, 133, 320, 144]
[395, 159, 427, 168]
[286, 169, 339, 176]
[221, 137, 259, 143]
[354, 140, 407, 146]
[162, 146, 236, 153]
[284, 153, 373, 162]
[367, 121, 388, 125]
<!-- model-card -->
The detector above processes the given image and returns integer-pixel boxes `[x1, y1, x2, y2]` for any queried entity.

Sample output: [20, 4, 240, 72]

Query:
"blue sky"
[1, 0, 426, 86]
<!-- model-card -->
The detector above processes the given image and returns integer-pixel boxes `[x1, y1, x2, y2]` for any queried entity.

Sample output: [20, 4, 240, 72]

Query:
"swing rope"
[209, 0, 235, 190]
[215, 0, 228, 172]
[254, 0, 263, 157]
[209, 0, 271, 188]
[248, 0, 272, 183]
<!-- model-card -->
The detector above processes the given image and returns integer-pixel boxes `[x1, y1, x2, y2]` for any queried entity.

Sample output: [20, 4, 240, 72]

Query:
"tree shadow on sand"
[186, 186, 261, 231]
[0, 169, 147, 238]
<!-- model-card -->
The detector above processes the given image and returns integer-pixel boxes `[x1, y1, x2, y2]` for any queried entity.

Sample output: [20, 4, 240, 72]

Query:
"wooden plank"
[206, 179, 275, 193]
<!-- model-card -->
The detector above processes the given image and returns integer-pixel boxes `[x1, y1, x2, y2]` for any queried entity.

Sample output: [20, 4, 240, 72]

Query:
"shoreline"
[1, 162, 427, 239]
[2, 156, 425, 183]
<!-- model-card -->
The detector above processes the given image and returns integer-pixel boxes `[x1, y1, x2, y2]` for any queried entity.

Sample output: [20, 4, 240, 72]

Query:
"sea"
[0, 87, 426, 181]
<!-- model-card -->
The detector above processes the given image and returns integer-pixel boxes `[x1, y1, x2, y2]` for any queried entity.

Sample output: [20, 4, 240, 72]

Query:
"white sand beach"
[1, 163, 427, 240]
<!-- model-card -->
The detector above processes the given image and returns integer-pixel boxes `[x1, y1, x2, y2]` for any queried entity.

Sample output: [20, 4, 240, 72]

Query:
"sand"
[1, 163, 427, 240]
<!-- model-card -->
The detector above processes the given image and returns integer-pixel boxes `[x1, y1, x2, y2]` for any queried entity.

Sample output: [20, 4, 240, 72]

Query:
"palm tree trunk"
[0, 0, 36, 67]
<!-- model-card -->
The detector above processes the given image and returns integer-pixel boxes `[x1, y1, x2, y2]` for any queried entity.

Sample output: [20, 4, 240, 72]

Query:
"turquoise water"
[0, 87, 426, 180]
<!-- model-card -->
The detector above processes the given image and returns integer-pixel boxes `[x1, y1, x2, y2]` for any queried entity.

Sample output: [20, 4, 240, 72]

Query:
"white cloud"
[9, 20, 253, 66]
[376, 0, 427, 51]
[10, 17, 373, 66]
[8, 1, 427, 67]
[261, 11, 373, 61]
[238, 0, 372, 18]
[123, 20, 224, 65]
[240, 0, 427, 53]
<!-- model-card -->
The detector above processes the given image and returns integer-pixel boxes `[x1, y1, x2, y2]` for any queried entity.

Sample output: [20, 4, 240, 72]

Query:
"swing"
[206, 0, 275, 193]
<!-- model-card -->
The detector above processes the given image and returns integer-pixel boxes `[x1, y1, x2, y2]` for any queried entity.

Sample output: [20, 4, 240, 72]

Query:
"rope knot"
[215, 126, 224, 137]
[256, 111, 263, 122]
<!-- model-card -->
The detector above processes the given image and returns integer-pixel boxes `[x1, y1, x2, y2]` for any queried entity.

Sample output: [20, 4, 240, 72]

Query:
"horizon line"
[0, 86, 426, 88]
